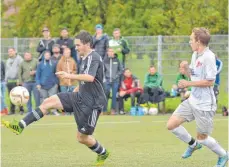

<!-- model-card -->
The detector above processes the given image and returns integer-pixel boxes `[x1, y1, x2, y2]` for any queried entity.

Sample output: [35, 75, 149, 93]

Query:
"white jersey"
[188, 47, 217, 111]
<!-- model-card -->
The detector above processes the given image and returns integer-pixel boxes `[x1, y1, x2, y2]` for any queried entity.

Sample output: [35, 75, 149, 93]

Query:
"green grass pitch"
[1, 115, 228, 167]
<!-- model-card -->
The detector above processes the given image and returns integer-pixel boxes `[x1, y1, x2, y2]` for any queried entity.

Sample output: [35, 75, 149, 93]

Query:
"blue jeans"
[60, 86, 76, 92]
[0, 82, 6, 110]
[104, 81, 119, 112]
[23, 82, 40, 113]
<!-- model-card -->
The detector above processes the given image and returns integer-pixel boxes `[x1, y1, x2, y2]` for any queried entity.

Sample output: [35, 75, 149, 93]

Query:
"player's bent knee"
[167, 121, 176, 131]
[197, 133, 208, 140]
[77, 132, 89, 144]
[40, 95, 63, 111]
[167, 116, 184, 131]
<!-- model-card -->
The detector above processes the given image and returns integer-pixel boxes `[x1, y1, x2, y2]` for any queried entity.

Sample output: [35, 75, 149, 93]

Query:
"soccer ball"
[10, 86, 29, 106]
[148, 108, 158, 115]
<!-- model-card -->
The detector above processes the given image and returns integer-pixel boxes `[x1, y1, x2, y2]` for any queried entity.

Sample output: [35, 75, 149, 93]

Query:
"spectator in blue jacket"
[214, 55, 223, 103]
[36, 51, 59, 115]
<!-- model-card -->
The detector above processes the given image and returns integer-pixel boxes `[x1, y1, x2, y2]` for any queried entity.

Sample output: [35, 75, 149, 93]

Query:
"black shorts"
[57, 92, 101, 135]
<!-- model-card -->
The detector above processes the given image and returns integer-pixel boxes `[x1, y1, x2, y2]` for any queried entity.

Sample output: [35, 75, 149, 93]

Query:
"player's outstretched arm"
[56, 71, 94, 82]
[178, 79, 214, 88]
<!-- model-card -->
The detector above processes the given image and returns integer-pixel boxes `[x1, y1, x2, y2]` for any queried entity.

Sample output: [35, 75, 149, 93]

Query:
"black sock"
[188, 137, 196, 145]
[89, 141, 106, 155]
[18, 108, 44, 129]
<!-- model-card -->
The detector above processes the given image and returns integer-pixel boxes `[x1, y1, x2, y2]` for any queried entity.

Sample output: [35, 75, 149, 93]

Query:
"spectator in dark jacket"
[51, 44, 62, 64]
[36, 27, 55, 61]
[118, 68, 142, 114]
[36, 51, 59, 115]
[109, 28, 130, 67]
[1, 61, 8, 115]
[56, 28, 78, 64]
[103, 48, 122, 115]
[92, 24, 109, 59]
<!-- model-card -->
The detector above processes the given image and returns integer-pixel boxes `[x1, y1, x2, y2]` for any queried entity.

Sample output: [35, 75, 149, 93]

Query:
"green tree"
[1, 0, 228, 37]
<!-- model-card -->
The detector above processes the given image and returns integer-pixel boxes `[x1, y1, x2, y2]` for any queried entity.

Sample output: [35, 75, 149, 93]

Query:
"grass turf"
[1, 115, 228, 167]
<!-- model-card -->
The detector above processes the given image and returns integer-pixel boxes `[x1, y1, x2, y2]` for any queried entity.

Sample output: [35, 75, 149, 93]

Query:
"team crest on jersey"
[196, 61, 202, 67]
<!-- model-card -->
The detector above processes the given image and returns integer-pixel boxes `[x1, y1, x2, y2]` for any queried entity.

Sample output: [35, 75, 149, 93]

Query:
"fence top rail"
[1, 34, 228, 39]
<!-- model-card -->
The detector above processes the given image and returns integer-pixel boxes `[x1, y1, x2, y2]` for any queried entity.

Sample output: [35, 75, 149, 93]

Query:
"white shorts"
[172, 99, 216, 135]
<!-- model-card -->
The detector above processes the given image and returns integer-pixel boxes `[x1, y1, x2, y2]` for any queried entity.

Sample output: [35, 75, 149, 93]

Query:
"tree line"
[1, 0, 228, 37]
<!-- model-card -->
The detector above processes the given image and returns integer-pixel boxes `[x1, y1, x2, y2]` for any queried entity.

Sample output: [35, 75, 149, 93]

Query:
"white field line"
[1, 118, 227, 127]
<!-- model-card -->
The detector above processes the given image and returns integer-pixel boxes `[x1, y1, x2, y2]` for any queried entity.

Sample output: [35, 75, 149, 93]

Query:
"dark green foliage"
[1, 0, 228, 37]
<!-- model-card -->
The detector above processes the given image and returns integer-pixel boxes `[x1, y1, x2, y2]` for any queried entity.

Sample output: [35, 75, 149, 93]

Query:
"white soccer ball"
[148, 108, 158, 115]
[10, 86, 29, 106]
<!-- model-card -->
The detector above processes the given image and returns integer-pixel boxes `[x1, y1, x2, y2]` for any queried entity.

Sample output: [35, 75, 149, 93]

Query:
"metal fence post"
[157, 35, 162, 74]
[14, 37, 18, 51]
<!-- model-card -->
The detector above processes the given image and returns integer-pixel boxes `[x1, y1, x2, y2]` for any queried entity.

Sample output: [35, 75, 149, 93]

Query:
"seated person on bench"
[118, 68, 143, 115]
[171, 61, 191, 101]
[143, 65, 164, 103]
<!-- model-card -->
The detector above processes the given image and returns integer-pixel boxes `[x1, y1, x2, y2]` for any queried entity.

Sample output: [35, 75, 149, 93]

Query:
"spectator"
[56, 48, 78, 93]
[143, 65, 163, 102]
[56, 28, 77, 63]
[18, 52, 40, 113]
[109, 28, 130, 67]
[1, 61, 8, 115]
[37, 27, 55, 61]
[171, 61, 191, 101]
[36, 51, 59, 115]
[51, 44, 62, 64]
[5, 47, 24, 115]
[92, 24, 109, 59]
[214, 55, 223, 103]
[104, 48, 123, 115]
[118, 68, 143, 114]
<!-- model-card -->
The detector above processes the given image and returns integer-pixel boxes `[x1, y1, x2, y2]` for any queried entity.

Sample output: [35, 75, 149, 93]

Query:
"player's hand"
[55, 71, 70, 79]
[178, 80, 190, 88]
[119, 91, 126, 97]
[73, 87, 79, 92]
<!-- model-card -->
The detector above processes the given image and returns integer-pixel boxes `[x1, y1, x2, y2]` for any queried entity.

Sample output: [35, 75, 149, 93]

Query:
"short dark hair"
[8, 47, 15, 51]
[43, 50, 51, 55]
[24, 51, 31, 54]
[75, 30, 93, 48]
[124, 68, 130, 72]
[192, 27, 211, 46]
[149, 65, 155, 69]
[113, 28, 120, 32]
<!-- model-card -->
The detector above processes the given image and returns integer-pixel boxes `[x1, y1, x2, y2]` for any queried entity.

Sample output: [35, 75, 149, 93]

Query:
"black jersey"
[78, 51, 107, 109]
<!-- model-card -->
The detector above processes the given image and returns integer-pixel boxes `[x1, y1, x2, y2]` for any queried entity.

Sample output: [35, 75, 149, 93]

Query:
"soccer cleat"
[215, 151, 229, 167]
[95, 151, 110, 166]
[182, 143, 202, 159]
[1, 119, 23, 135]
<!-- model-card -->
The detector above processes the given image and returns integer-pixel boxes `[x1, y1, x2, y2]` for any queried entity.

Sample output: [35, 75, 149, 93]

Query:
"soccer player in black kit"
[2, 30, 110, 166]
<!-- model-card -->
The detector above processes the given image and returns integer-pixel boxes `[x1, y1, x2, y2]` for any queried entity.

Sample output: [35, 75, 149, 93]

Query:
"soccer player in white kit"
[167, 27, 228, 167]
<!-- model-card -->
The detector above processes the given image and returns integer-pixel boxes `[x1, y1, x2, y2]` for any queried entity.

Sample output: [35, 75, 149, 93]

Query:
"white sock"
[170, 126, 192, 144]
[198, 136, 227, 157]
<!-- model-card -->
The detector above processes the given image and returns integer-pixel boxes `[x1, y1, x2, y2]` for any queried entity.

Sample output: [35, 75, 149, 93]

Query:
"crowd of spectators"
[0, 25, 223, 115]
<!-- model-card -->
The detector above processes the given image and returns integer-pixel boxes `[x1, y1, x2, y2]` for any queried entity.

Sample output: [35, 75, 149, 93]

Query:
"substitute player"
[166, 27, 228, 167]
[2, 30, 110, 166]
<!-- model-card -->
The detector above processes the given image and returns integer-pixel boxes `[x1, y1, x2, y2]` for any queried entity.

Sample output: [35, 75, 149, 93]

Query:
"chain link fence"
[1, 35, 228, 91]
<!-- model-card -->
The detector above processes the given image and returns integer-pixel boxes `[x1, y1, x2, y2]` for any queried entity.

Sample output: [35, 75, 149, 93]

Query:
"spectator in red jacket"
[118, 68, 143, 114]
